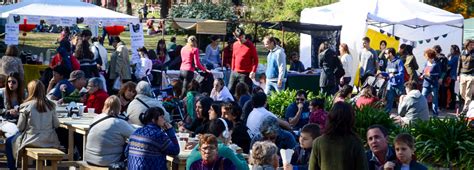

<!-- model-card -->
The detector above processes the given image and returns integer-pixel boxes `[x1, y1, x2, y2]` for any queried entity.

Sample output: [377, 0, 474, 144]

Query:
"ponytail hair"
[139, 107, 165, 125]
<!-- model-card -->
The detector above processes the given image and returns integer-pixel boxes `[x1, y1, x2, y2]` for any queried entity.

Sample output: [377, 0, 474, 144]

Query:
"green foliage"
[167, 3, 238, 34]
[242, 0, 337, 54]
[267, 89, 334, 118]
[354, 106, 397, 144]
[407, 118, 474, 169]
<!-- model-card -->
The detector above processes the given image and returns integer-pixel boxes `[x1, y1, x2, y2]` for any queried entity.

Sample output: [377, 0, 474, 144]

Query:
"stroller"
[363, 75, 388, 100]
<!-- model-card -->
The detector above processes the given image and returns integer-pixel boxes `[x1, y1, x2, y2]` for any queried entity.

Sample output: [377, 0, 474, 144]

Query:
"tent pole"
[282, 27, 285, 48]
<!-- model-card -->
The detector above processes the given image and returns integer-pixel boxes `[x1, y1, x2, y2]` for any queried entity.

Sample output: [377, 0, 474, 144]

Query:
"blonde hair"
[187, 36, 197, 47]
[25, 80, 55, 113]
[250, 141, 278, 166]
[102, 95, 121, 116]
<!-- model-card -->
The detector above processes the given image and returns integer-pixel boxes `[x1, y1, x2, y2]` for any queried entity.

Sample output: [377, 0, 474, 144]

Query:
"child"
[384, 133, 427, 170]
[291, 123, 321, 170]
[308, 98, 328, 130]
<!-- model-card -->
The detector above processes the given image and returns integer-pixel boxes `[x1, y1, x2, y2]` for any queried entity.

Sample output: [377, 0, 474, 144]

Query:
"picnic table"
[58, 116, 94, 161]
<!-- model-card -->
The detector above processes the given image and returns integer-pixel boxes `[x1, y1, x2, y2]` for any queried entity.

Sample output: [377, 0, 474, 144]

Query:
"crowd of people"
[0, 24, 473, 170]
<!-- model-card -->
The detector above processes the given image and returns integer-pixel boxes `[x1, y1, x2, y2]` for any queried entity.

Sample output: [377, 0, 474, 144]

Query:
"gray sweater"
[85, 114, 135, 166]
[398, 90, 430, 124]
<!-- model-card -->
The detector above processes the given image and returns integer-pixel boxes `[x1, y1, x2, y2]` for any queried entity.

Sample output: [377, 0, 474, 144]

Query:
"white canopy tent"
[1, 0, 144, 65]
[300, 0, 464, 81]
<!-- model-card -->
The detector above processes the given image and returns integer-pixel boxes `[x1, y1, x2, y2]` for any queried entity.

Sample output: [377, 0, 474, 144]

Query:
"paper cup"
[280, 149, 294, 164]
[88, 108, 95, 113]
[179, 141, 187, 151]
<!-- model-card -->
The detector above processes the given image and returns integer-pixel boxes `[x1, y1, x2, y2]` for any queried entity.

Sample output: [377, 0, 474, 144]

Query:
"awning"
[171, 18, 227, 35]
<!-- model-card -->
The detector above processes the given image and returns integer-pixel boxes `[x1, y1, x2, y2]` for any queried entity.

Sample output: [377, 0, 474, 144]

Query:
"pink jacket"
[180, 47, 207, 72]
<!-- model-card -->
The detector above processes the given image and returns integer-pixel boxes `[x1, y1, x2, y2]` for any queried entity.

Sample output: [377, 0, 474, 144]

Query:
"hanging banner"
[59, 18, 74, 26]
[27, 16, 41, 25]
[129, 23, 145, 65]
[4, 24, 19, 45]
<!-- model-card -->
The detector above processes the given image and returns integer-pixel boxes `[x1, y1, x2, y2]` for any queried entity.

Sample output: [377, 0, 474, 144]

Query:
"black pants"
[228, 71, 253, 95]
[180, 70, 194, 99]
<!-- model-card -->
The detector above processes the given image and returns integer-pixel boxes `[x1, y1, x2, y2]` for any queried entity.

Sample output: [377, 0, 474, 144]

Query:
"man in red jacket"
[228, 28, 259, 94]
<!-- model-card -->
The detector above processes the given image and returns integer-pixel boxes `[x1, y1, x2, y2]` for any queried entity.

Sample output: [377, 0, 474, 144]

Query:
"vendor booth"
[300, 0, 464, 86]
[1, 0, 144, 83]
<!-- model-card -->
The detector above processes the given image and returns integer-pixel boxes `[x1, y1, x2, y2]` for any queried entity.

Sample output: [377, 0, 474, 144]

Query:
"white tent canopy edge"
[300, 0, 464, 83]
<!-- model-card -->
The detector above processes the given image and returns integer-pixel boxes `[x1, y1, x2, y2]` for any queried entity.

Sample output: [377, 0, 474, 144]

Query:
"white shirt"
[340, 53, 353, 78]
[210, 86, 234, 102]
[246, 107, 277, 139]
[135, 56, 153, 80]
[90, 42, 108, 71]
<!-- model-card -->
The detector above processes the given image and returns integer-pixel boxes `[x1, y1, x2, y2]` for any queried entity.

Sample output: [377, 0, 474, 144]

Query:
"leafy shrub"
[267, 89, 333, 118]
[354, 106, 397, 144]
[407, 118, 474, 169]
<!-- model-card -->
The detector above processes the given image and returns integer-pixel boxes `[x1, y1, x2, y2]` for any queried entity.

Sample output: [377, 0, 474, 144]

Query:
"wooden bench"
[76, 161, 109, 170]
[22, 148, 65, 170]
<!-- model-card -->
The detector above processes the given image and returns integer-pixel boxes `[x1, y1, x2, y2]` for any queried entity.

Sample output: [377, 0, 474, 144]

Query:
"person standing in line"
[457, 39, 474, 114]
[383, 48, 405, 113]
[263, 35, 286, 95]
[339, 43, 353, 86]
[228, 28, 259, 94]
[446, 45, 460, 110]
[399, 44, 419, 84]
[358, 37, 378, 84]
[420, 49, 441, 117]
[179, 36, 210, 99]
[319, 42, 341, 95]
[109, 36, 131, 86]
[433, 45, 448, 110]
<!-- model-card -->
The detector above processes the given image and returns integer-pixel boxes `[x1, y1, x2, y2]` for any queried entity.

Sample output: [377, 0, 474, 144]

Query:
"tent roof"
[0, 0, 138, 25]
[366, 0, 463, 27]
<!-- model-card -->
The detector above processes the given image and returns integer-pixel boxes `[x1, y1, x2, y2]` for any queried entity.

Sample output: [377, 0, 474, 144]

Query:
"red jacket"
[86, 89, 109, 114]
[50, 53, 81, 70]
[231, 40, 258, 73]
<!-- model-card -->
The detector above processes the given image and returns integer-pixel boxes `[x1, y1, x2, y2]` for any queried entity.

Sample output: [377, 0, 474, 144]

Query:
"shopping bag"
[113, 77, 121, 90]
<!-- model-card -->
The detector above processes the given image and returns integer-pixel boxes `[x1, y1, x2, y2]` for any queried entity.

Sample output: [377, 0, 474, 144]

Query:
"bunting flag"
[387, 33, 392, 37]
[434, 36, 440, 40]
[378, 30, 450, 45]
[442, 34, 448, 38]
[395, 36, 400, 40]
[426, 39, 431, 43]
[380, 29, 385, 34]
[402, 39, 408, 43]
[419, 40, 423, 44]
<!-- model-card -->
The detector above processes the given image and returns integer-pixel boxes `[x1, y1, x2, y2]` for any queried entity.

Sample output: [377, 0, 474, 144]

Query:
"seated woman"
[333, 85, 353, 104]
[210, 78, 234, 102]
[118, 81, 137, 113]
[85, 78, 109, 114]
[221, 102, 251, 153]
[189, 134, 236, 170]
[6, 80, 60, 170]
[355, 86, 379, 108]
[183, 80, 200, 123]
[187, 119, 248, 170]
[259, 117, 297, 150]
[250, 141, 292, 170]
[127, 107, 180, 169]
[179, 96, 213, 135]
[85, 95, 135, 167]
[209, 102, 222, 120]
[0, 72, 25, 121]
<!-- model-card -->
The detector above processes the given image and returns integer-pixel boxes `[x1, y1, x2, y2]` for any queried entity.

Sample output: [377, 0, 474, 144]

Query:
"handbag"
[113, 77, 121, 91]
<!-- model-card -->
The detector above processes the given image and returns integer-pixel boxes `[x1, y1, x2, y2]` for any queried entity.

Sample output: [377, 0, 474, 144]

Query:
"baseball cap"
[69, 70, 85, 81]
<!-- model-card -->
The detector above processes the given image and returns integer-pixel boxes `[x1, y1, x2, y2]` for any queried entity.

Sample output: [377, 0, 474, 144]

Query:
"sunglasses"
[8, 80, 17, 84]
[296, 98, 305, 101]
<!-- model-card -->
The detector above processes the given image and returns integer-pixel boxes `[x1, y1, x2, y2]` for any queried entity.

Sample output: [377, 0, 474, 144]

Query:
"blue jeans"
[422, 85, 439, 116]
[6, 134, 18, 170]
[265, 80, 285, 95]
[385, 84, 405, 113]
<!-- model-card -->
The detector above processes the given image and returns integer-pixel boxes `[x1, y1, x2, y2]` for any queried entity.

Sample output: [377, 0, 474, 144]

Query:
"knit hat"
[69, 70, 85, 81]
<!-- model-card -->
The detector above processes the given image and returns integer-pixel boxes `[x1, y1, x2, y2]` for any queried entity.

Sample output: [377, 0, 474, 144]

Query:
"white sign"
[59, 18, 74, 26]
[27, 16, 41, 25]
[4, 24, 19, 45]
[129, 23, 144, 65]
[46, 17, 60, 25]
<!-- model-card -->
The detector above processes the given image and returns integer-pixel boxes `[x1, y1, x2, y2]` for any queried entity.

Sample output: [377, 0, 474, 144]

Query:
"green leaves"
[354, 106, 397, 144]
[267, 89, 333, 118]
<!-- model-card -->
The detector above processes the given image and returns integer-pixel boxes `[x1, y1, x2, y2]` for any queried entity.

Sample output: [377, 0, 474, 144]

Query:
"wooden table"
[58, 117, 94, 161]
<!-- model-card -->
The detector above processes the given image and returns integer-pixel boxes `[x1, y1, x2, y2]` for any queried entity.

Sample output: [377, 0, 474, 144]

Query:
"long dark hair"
[324, 102, 356, 136]
[156, 39, 167, 55]
[139, 107, 165, 125]
[197, 96, 213, 122]
[75, 39, 94, 60]
[5, 72, 24, 109]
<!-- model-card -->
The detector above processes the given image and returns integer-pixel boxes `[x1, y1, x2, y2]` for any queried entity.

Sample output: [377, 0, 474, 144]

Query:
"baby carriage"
[363, 75, 388, 100]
